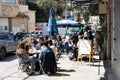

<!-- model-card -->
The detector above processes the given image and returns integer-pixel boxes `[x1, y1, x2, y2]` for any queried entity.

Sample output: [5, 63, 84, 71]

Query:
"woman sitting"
[16, 41, 36, 72]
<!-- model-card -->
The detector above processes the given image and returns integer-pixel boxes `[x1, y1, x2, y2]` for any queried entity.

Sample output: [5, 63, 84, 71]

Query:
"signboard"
[99, 4, 107, 14]
[35, 23, 48, 35]
[35, 23, 45, 30]
[79, 40, 91, 54]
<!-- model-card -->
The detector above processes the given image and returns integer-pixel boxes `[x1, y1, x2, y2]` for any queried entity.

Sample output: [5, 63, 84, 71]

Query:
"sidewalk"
[0, 54, 108, 80]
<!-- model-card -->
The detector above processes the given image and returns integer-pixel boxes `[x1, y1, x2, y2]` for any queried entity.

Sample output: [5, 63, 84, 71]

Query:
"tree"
[79, 4, 99, 23]
[27, 0, 64, 22]
[27, 1, 47, 22]
[89, 4, 99, 16]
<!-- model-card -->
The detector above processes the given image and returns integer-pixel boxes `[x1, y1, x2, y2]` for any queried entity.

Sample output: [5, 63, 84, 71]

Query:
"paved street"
[0, 54, 107, 80]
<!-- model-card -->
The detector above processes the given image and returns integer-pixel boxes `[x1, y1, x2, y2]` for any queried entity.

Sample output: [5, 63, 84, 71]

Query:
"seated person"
[36, 36, 44, 50]
[16, 41, 38, 72]
[47, 40, 58, 59]
[38, 42, 57, 74]
[30, 35, 38, 48]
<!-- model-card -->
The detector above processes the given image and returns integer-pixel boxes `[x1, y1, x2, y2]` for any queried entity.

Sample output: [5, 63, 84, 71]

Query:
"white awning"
[57, 19, 79, 25]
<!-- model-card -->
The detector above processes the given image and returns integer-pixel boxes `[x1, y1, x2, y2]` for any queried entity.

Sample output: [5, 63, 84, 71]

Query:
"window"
[0, 34, 14, 41]
[2, 0, 16, 4]
[0, 34, 9, 40]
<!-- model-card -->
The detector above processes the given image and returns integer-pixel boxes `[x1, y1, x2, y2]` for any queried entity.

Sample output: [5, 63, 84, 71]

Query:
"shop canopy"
[57, 19, 79, 25]
[56, 19, 84, 28]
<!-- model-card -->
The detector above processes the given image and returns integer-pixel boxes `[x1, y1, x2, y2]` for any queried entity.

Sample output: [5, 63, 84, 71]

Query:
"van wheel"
[0, 48, 6, 60]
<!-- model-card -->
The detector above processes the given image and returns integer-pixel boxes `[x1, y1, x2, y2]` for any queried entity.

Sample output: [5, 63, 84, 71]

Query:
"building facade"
[111, 0, 120, 80]
[18, 0, 26, 5]
[0, 0, 35, 33]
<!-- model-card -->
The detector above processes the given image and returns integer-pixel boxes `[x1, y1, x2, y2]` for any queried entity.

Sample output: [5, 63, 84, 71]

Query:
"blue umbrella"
[48, 8, 58, 37]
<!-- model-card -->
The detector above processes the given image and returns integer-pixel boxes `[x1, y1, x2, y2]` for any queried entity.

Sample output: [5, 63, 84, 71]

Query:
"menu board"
[79, 40, 91, 54]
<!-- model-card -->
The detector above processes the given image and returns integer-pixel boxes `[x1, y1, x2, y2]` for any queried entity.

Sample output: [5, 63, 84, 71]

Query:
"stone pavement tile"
[3, 77, 24, 80]
[64, 74, 101, 80]
[0, 68, 18, 75]
[0, 65, 29, 80]
[0, 69, 18, 79]
[56, 58, 105, 80]
[11, 71, 28, 78]
[5, 54, 105, 80]
[65, 68, 103, 80]
[26, 74, 60, 80]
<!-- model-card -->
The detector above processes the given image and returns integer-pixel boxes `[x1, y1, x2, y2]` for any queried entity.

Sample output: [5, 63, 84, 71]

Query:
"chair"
[17, 52, 30, 69]
[41, 52, 57, 74]
[17, 52, 43, 75]
[77, 39, 94, 65]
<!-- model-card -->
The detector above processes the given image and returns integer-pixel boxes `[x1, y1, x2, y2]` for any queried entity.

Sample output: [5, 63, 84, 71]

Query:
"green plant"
[27, 0, 65, 22]
[96, 14, 107, 59]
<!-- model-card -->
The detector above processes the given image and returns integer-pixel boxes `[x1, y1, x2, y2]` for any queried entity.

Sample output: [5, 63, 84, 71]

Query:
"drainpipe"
[107, 0, 111, 60]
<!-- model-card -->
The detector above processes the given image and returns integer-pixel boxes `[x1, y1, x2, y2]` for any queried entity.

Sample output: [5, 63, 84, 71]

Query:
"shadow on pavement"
[80, 57, 100, 63]
[90, 63, 103, 67]
[49, 72, 70, 76]
[100, 60, 112, 80]
[58, 69, 75, 72]
[31, 72, 70, 77]
[0, 53, 17, 62]
[100, 77, 108, 80]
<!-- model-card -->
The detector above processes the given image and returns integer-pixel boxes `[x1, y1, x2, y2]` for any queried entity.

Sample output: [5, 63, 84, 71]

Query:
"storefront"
[0, 3, 35, 33]
[0, 18, 8, 32]
[0, 4, 19, 32]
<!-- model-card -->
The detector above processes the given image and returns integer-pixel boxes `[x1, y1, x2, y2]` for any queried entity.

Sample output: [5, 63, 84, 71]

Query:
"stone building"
[0, 0, 35, 33]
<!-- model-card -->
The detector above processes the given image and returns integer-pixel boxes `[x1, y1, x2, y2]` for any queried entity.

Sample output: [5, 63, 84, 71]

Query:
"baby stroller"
[17, 53, 44, 75]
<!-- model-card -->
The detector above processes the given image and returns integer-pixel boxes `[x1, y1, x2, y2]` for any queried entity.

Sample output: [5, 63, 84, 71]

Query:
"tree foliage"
[89, 4, 99, 16]
[27, 0, 64, 22]
[79, 4, 99, 23]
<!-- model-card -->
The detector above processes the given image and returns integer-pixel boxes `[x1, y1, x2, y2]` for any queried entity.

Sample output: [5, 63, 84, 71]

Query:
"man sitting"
[38, 42, 57, 75]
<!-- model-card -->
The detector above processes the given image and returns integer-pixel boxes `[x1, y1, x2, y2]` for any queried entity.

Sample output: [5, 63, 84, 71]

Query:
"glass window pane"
[2, 0, 16, 4]
[2, 0, 6, 3]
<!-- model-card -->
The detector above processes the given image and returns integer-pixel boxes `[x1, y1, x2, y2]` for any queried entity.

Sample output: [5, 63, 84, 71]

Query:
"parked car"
[0, 33, 19, 60]
[22, 33, 39, 40]
[35, 31, 43, 35]
[15, 32, 29, 40]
